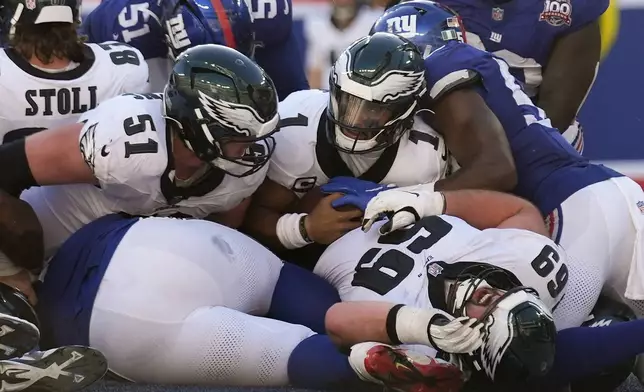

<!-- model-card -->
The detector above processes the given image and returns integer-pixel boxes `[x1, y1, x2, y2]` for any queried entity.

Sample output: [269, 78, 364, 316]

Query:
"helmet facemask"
[445, 265, 557, 382]
[326, 48, 425, 154]
[163, 83, 279, 178]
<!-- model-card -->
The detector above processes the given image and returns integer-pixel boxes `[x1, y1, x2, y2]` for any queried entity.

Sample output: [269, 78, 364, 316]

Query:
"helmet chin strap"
[9, 4, 24, 39]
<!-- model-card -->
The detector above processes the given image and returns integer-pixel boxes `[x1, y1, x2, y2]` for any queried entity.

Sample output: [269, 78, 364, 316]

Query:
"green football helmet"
[327, 32, 427, 154]
[164, 44, 280, 177]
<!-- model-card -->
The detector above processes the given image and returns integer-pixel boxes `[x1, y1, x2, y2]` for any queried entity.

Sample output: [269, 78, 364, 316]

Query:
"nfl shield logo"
[492, 7, 504, 21]
[25, 0, 36, 10]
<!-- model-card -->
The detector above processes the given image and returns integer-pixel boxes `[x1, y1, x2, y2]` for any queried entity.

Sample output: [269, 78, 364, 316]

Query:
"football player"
[0, 0, 149, 142]
[319, 188, 644, 390]
[0, 44, 279, 348]
[243, 32, 516, 261]
[386, 0, 606, 152]
[82, 0, 308, 99]
[34, 212, 478, 390]
[368, 0, 644, 331]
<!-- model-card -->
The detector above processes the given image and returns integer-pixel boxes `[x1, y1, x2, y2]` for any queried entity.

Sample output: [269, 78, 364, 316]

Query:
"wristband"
[276, 213, 310, 249]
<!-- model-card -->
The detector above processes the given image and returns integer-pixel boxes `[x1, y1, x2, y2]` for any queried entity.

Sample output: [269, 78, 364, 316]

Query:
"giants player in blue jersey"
[81, 0, 308, 99]
[433, 0, 607, 152]
[357, 0, 644, 340]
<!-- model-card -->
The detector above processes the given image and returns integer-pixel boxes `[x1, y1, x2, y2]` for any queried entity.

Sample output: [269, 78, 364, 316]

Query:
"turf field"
[85, 376, 644, 392]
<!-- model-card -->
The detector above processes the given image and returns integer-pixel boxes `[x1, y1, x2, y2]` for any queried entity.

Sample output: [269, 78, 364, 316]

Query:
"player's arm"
[0, 122, 96, 196]
[243, 177, 301, 249]
[207, 197, 252, 229]
[537, 22, 601, 132]
[441, 189, 548, 236]
[363, 186, 548, 236]
[426, 70, 517, 192]
[537, 0, 609, 132]
[243, 177, 361, 250]
[325, 301, 482, 354]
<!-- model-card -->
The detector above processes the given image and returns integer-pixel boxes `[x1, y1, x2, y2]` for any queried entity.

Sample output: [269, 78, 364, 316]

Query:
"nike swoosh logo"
[100, 145, 110, 157]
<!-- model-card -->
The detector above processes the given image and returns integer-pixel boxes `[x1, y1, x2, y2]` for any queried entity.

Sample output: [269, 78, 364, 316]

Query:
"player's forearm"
[242, 206, 289, 251]
[537, 23, 601, 131]
[0, 139, 38, 197]
[442, 189, 548, 236]
[435, 155, 516, 193]
[0, 190, 44, 270]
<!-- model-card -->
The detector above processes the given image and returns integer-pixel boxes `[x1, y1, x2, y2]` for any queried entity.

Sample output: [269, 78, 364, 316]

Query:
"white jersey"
[0, 42, 149, 142]
[271, 89, 450, 194]
[21, 93, 267, 258]
[314, 215, 573, 323]
[304, 10, 382, 89]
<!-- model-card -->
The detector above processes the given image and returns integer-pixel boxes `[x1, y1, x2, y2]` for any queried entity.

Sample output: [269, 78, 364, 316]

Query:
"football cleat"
[349, 342, 465, 392]
[0, 346, 108, 391]
[0, 313, 40, 361]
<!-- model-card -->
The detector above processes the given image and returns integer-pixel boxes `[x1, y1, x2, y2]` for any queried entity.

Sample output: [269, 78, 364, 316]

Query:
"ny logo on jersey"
[166, 14, 191, 50]
[539, 0, 572, 27]
[386, 15, 417, 38]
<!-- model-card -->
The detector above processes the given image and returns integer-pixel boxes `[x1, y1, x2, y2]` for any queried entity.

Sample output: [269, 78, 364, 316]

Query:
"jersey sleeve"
[568, 0, 609, 33]
[255, 29, 309, 100]
[423, 42, 481, 102]
[269, 90, 326, 192]
[77, 95, 166, 188]
[82, 0, 168, 60]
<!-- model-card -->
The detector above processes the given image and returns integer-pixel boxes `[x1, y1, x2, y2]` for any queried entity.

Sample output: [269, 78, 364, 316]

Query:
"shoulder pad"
[425, 42, 482, 101]
[78, 94, 166, 187]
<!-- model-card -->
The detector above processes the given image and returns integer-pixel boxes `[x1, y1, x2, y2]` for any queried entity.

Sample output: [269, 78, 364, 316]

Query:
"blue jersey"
[424, 42, 621, 215]
[81, 0, 308, 98]
[438, 0, 608, 96]
[81, 0, 167, 60]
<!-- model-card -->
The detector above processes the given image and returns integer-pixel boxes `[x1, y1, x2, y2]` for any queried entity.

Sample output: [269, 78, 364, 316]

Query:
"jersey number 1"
[123, 114, 158, 158]
[352, 217, 453, 295]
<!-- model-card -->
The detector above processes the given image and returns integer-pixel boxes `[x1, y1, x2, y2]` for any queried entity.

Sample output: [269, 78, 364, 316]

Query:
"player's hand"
[0, 270, 37, 305]
[321, 177, 396, 212]
[362, 184, 444, 235]
[429, 317, 484, 354]
[305, 193, 362, 244]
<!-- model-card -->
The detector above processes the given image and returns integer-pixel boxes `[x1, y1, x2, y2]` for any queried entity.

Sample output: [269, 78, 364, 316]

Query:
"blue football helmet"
[161, 0, 255, 60]
[370, 0, 465, 58]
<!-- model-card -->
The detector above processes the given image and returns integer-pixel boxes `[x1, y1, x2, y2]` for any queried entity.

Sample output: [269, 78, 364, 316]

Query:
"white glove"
[362, 183, 445, 235]
[430, 317, 484, 354]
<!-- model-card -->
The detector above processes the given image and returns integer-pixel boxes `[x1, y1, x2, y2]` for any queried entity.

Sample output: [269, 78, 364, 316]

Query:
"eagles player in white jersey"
[316, 188, 565, 384]
[244, 33, 515, 259]
[317, 188, 644, 391]
[0, 0, 149, 143]
[0, 44, 279, 371]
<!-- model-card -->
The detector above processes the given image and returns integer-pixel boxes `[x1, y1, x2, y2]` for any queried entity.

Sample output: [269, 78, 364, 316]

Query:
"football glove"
[362, 183, 445, 235]
[321, 176, 396, 212]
